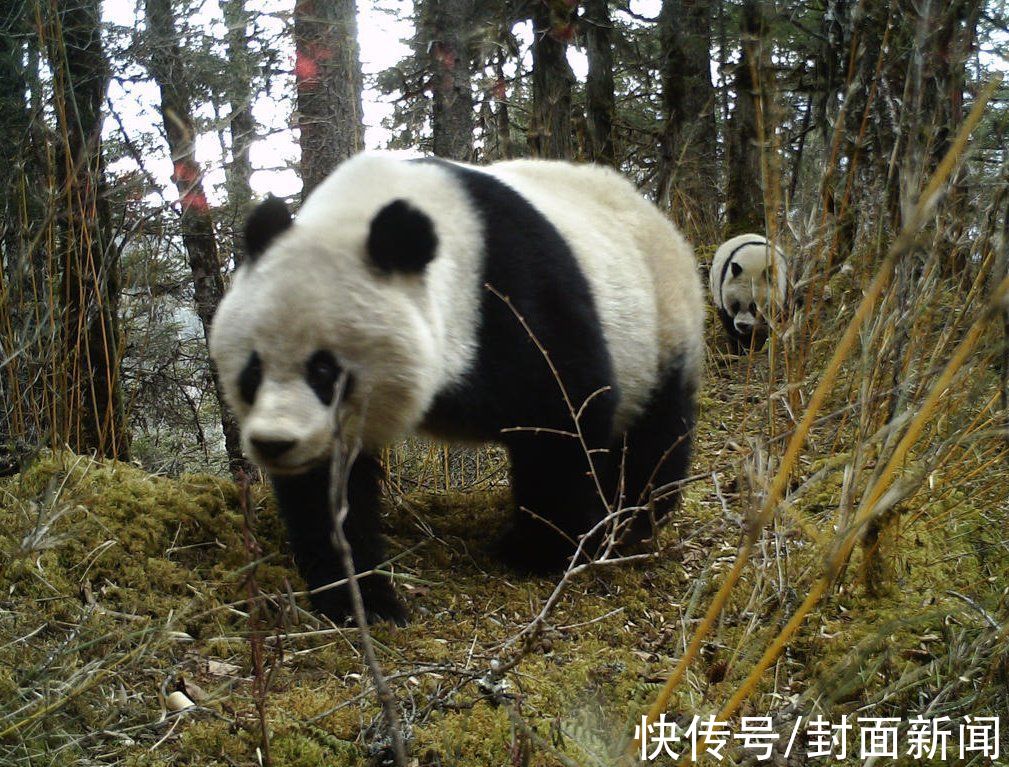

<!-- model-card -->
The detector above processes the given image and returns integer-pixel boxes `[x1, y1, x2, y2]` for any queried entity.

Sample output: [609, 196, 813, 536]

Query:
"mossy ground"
[3, 316, 1008, 765]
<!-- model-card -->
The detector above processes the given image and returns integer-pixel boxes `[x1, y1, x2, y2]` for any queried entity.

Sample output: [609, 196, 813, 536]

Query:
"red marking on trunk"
[295, 48, 319, 83]
[181, 189, 209, 214]
[295, 43, 333, 88]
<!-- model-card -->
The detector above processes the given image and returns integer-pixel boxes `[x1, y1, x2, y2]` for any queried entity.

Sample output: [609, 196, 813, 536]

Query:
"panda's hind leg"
[617, 360, 696, 543]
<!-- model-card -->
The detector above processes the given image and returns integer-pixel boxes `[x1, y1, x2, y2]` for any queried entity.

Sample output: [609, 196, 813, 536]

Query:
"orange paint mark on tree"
[295, 48, 319, 83]
[173, 160, 198, 185]
[552, 22, 576, 43]
[433, 42, 456, 69]
[181, 189, 209, 214]
[295, 43, 333, 88]
[172, 160, 208, 213]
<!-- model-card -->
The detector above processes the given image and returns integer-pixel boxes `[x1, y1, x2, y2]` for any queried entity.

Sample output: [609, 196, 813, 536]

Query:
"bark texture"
[724, 0, 765, 234]
[423, 0, 476, 160]
[294, 0, 365, 196]
[582, 0, 615, 166]
[657, 0, 719, 229]
[222, 0, 257, 267]
[530, 0, 576, 160]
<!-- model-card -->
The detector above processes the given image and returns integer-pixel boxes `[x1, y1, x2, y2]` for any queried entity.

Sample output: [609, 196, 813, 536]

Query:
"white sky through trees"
[101, 0, 661, 208]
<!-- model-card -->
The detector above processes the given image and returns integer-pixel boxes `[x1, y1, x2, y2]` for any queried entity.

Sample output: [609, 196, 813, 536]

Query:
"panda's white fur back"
[472, 159, 703, 429]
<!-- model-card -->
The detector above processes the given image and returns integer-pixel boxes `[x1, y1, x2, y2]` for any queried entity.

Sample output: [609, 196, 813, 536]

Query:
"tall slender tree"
[657, 0, 718, 230]
[222, 0, 257, 267]
[530, 0, 576, 160]
[294, 0, 364, 196]
[1, 6, 31, 266]
[582, 0, 615, 166]
[48, 0, 128, 459]
[145, 0, 249, 475]
[724, 0, 765, 233]
[422, 0, 476, 160]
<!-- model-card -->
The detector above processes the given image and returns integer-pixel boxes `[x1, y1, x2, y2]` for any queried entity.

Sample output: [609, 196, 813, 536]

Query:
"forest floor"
[2, 300, 1009, 766]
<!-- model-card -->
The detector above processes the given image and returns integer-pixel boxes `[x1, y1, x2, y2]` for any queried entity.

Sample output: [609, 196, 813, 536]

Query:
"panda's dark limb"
[496, 389, 617, 573]
[617, 362, 696, 544]
[497, 439, 608, 572]
[270, 456, 407, 625]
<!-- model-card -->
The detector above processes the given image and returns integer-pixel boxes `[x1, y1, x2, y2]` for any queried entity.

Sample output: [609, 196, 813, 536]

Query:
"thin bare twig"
[327, 377, 408, 765]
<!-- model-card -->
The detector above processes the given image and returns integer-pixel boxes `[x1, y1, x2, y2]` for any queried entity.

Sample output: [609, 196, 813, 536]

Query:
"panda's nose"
[251, 438, 297, 460]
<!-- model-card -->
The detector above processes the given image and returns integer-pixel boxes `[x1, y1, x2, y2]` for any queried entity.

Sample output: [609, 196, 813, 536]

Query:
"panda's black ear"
[367, 199, 437, 275]
[730, 262, 744, 278]
[244, 195, 292, 262]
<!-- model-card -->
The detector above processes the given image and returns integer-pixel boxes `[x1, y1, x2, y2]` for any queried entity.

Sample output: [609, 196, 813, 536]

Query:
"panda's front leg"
[499, 431, 612, 573]
[270, 454, 407, 625]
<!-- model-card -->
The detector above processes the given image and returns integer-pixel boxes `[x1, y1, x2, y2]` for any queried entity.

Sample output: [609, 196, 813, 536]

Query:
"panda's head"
[209, 157, 458, 474]
[719, 245, 784, 346]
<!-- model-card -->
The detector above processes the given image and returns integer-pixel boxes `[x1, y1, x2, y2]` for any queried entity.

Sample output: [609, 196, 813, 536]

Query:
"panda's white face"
[209, 155, 484, 473]
[210, 235, 436, 473]
[716, 242, 786, 340]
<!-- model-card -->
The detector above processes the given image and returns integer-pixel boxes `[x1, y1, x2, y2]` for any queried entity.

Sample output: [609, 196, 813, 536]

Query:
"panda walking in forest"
[209, 153, 704, 624]
[710, 233, 788, 351]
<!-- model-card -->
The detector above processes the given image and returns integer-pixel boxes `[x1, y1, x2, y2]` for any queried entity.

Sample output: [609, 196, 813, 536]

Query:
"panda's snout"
[251, 438, 297, 461]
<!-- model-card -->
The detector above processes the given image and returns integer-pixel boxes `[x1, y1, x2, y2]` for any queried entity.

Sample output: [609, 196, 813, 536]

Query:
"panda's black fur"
[214, 154, 703, 624]
[419, 160, 693, 572]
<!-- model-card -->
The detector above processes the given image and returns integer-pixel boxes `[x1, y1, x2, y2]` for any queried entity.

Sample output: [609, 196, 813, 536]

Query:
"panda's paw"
[312, 579, 408, 627]
[494, 525, 574, 575]
[362, 587, 409, 627]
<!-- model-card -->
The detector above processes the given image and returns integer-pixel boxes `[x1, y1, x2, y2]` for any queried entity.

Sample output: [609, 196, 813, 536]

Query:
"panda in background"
[710, 233, 788, 351]
[209, 153, 704, 624]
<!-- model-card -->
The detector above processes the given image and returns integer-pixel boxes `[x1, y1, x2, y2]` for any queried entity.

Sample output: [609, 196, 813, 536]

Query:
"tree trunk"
[529, 0, 576, 160]
[825, 0, 888, 263]
[724, 0, 764, 234]
[1000, 192, 1009, 420]
[145, 0, 250, 476]
[923, 0, 981, 277]
[0, 10, 30, 268]
[814, 0, 850, 144]
[492, 52, 514, 159]
[48, 0, 128, 460]
[222, 0, 257, 267]
[422, 0, 475, 160]
[657, 0, 719, 232]
[294, 0, 364, 196]
[582, 0, 615, 166]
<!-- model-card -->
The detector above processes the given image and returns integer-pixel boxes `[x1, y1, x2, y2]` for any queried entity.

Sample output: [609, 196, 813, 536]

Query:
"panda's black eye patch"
[749, 302, 757, 314]
[306, 350, 349, 405]
[238, 351, 263, 405]
[730, 301, 740, 315]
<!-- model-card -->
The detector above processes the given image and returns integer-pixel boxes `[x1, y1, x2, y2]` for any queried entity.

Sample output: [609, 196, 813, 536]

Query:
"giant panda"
[209, 153, 704, 624]
[710, 233, 788, 351]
